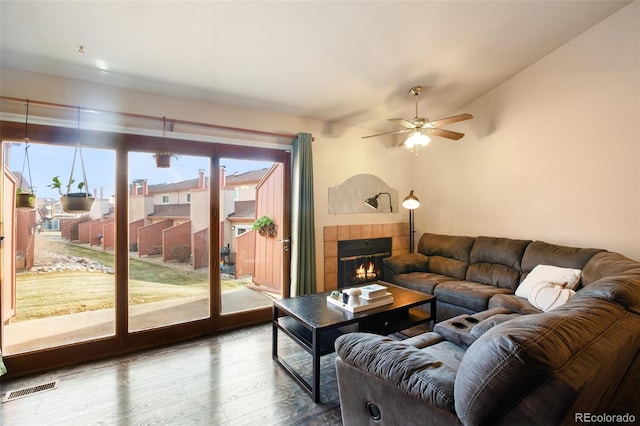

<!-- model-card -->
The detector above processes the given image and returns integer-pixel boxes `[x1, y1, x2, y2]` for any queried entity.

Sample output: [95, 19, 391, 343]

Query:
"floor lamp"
[402, 190, 420, 253]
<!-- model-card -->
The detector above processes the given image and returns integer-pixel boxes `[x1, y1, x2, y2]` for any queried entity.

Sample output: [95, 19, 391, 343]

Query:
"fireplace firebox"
[338, 237, 392, 288]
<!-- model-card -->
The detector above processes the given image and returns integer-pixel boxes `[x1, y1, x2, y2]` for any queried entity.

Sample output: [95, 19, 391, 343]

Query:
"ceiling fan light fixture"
[404, 130, 430, 148]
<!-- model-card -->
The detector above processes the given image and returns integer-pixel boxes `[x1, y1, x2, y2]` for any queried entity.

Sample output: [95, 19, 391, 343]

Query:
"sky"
[7, 141, 273, 200]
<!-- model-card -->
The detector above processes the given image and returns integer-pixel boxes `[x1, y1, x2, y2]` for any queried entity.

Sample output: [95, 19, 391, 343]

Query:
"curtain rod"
[0, 95, 310, 141]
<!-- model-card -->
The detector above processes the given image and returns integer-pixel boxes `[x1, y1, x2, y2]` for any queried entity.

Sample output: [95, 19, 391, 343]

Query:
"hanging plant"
[154, 152, 178, 168]
[153, 117, 178, 168]
[16, 188, 36, 210]
[252, 215, 277, 237]
[48, 107, 95, 214]
[48, 176, 94, 213]
[16, 100, 36, 210]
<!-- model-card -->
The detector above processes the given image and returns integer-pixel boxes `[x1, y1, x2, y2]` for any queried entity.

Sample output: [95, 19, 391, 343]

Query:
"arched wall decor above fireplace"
[328, 174, 398, 214]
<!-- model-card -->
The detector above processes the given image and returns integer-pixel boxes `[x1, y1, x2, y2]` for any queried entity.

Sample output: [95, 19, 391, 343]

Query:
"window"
[186, 193, 191, 203]
[234, 225, 251, 237]
[162, 194, 169, 204]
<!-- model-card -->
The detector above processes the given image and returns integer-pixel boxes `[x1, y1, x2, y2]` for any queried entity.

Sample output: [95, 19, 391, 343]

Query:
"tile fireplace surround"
[323, 223, 410, 290]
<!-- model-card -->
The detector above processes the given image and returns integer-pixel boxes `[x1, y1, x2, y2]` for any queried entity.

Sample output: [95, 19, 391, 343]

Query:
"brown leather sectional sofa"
[335, 233, 640, 425]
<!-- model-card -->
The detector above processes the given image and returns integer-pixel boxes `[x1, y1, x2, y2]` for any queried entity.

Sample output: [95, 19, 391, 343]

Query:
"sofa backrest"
[520, 241, 603, 285]
[454, 297, 640, 425]
[466, 236, 531, 291]
[417, 233, 475, 280]
[582, 251, 640, 285]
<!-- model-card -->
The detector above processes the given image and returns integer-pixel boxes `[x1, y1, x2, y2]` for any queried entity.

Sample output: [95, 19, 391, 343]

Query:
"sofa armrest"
[335, 332, 456, 412]
[383, 253, 429, 278]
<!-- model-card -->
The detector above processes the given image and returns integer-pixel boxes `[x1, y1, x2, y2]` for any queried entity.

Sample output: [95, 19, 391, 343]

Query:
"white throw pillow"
[515, 264, 582, 299]
[528, 281, 575, 311]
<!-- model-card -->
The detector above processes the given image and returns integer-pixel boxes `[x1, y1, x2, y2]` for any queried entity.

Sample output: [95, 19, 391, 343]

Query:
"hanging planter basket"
[252, 215, 276, 237]
[49, 107, 95, 214]
[60, 193, 95, 214]
[258, 224, 277, 238]
[154, 153, 173, 168]
[16, 192, 36, 210]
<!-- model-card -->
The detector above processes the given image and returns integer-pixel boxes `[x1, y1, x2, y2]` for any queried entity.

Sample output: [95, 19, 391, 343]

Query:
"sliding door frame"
[0, 120, 291, 377]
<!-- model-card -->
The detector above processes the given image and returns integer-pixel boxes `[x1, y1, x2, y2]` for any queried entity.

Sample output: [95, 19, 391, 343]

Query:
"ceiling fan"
[362, 86, 473, 147]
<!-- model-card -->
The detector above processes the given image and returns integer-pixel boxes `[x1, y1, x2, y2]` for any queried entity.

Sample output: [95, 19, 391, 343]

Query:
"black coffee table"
[272, 282, 436, 402]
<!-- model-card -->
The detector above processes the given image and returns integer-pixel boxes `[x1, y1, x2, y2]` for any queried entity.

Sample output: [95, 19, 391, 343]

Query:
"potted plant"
[154, 152, 178, 168]
[49, 175, 95, 214]
[16, 188, 36, 210]
[252, 215, 277, 237]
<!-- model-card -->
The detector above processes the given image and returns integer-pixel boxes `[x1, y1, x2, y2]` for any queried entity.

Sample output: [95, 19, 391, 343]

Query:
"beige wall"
[128, 196, 154, 224]
[190, 190, 209, 234]
[413, 1, 640, 259]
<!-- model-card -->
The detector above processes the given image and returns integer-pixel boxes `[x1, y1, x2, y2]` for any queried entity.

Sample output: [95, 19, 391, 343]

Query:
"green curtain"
[290, 132, 316, 296]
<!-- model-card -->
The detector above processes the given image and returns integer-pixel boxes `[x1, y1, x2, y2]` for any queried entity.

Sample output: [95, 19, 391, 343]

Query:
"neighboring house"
[123, 167, 269, 273]
[129, 169, 208, 264]
[221, 167, 269, 257]
[9, 166, 270, 274]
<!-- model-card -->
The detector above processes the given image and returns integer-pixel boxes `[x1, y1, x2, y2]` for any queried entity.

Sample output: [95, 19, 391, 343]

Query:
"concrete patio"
[3, 287, 274, 355]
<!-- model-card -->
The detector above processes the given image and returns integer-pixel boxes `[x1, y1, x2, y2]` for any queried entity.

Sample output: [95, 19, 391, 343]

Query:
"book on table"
[359, 283, 388, 299]
[326, 292, 394, 313]
[360, 291, 393, 301]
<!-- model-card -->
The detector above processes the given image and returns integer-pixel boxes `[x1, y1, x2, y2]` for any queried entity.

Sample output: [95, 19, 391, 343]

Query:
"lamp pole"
[408, 208, 415, 253]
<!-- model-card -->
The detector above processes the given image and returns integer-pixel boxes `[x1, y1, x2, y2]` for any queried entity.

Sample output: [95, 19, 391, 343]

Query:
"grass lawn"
[15, 240, 250, 322]
[15, 271, 207, 321]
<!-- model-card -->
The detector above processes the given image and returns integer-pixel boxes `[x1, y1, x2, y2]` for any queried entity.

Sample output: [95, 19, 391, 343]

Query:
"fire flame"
[356, 261, 377, 280]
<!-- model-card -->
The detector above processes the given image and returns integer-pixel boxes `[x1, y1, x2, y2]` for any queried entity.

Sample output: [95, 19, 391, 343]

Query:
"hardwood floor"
[0, 323, 343, 425]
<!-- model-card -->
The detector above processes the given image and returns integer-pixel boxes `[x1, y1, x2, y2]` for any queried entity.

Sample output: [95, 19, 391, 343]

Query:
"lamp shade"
[364, 196, 378, 210]
[404, 130, 431, 148]
[402, 190, 420, 210]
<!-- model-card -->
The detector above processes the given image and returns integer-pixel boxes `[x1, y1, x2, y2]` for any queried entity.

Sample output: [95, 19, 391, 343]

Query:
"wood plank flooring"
[0, 323, 343, 425]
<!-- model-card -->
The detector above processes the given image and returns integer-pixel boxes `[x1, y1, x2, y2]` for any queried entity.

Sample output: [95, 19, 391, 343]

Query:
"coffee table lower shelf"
[275, 316, 344, 356]
[272, 305, 433, 402]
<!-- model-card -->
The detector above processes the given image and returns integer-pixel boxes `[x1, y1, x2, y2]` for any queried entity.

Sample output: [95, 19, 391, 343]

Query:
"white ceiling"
[0, 1, 631, 133]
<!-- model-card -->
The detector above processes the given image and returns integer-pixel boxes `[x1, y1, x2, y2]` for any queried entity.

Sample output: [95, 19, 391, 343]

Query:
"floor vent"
[2, 380, 59, 402]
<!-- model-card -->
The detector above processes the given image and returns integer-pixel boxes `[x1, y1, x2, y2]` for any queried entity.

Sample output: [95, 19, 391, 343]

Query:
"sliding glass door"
[218, 159, 284, 315]
[2, 141, 116, 355]
[127, 152, 211, 332]
[0, 121, 291, 374]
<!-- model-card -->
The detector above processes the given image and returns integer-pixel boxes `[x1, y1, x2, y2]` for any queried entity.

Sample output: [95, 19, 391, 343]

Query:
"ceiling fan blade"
[362, 129, 411, 139]
[389, 118, 417, 129]
[427, 113, 473, 128]
[428, 128, 465, 140]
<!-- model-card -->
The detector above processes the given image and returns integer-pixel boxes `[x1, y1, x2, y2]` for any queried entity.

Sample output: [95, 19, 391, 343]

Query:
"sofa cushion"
[489, 293, 542, 314]
[392, 271, 453, 294]
[466, 236, 531, 290]
[582, 251, 640, 285]
[469, 312, 523, 339]
[520, 241, 602, 283]
[418, 233, 475, 280]
[434, 281, 513, 313]
[573, 274, 640, 314]
[420, 340, 466, 372]
[383, 253, 429, 276]
[335, 333, 457, 412]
